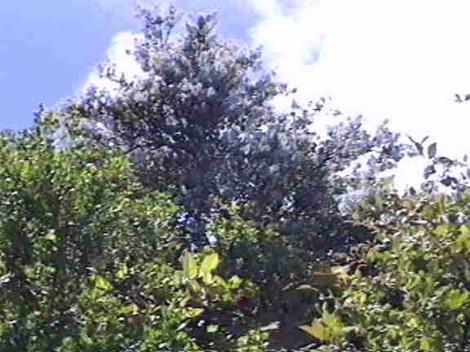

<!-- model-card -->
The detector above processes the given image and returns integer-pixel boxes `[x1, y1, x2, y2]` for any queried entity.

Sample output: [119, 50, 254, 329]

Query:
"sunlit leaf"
[186, 307, 204, 318]
[420, 338, 431, 351]
[296, 284, 317, 292]
[183, 252, 198, 279]
[299, 321, 328, 341]
[93, 275, 113, 292]
[199, 253, 219, 284]
[227, 275, 242, 289]
[44, 231, 57, 242]
[206, 324, 219, 333]
[116, 263, 128, 280]
[445, 289, 470, 310]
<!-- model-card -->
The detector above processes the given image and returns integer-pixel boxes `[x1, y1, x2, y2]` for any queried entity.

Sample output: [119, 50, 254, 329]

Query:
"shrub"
[302, 191, 470, 352]
[0, 130, 264, 351]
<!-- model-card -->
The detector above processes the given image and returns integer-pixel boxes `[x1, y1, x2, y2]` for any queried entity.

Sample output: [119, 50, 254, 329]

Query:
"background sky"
[1, 0, 469, 171]
[0, 0, 255, 130]
[0, 1, 132, 130]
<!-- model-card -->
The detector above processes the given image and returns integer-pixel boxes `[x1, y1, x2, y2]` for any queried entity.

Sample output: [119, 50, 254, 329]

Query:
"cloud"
[244, 0, 470, 189]
[81, 0, 246, 92]
[83, 31, 143, 92]
[246, 0, 470, 158]
[82, 0, 470, 189]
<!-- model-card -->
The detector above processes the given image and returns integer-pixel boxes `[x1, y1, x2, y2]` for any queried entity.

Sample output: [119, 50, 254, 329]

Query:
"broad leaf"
[199, 253, 219, 279]
[183, 252, 198, 279]
[299, 320, 329, 341]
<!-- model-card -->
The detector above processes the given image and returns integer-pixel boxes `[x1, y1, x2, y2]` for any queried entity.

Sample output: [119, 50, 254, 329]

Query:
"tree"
[299, 175, 470, 352]
[3, 5, 469, 351]
[0, 122, 274, 351]
[59, 6, 405, 251]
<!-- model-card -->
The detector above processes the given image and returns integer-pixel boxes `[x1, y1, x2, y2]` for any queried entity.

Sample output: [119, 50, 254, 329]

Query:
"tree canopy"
[61, 7, 404, 251]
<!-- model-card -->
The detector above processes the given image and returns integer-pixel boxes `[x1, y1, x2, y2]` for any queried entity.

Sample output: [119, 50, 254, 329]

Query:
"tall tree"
[59, 6, 404, 250]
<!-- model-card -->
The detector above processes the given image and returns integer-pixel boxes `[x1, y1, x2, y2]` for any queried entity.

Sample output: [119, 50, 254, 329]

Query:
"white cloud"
[246, 0, 470, 156]
[245, 0, 470, 189]
[82, 1, 175, 92]
[83, 31, 143, 92]
[82, 0, 470, 189]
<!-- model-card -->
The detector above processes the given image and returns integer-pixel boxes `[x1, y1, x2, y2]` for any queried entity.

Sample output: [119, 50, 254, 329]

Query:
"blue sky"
[0, 1, 130, 130]
[1, 0, 469, 187]
[0, 0, 256, 130]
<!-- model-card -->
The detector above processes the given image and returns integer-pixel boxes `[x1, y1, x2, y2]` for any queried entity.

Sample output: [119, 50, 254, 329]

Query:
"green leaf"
[199, 253, 219, 283]
[206, 324, 219, 333]
[186, 307, 204, 318]
[300, 310, 346, 344]
[79, 332, 94, 346]
[407, 317, 419, 328]
[457, 225, 470, 251]
[182, 252, 198, 279]
[213, 275, 227, 288]
[93, 275, 113, 292]
[456, 231, 470, 251]
[227, 275, 242, 289]
[299, 320, 329, 341]
[460, 224, 470, 236]
[322, 310, 344, 334]
[44, 230, 57, 242]
[445, 289, 469, 310]
[201, 271, 213, 285]
[420, 338, 431, 351]
[116, 264, 128, 280]
[433, 224, 451, 237]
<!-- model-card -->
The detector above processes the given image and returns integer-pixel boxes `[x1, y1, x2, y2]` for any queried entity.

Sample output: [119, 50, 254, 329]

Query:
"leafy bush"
[302, 192, 470, 352]
[0, 131, 266, 351]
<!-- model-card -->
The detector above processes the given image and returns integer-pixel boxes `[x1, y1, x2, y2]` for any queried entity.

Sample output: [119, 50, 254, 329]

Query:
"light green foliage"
[0, 132, 264, 351]
[305, 193, 470, 352]
[209, 206, 306, 284]
[236, 327, 270, 352]
[299, 305, 355, 345]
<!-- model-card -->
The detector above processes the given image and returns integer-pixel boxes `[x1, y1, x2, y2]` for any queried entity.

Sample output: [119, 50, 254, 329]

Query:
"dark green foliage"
[60, 7, 405, 251]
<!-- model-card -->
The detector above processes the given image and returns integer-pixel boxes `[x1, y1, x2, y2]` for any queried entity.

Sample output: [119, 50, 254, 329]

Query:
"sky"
[1, 0, 469, 180]
[0, 1, 133, 130]
[0, 0, 255, 130]
[247, 0, 470, 158]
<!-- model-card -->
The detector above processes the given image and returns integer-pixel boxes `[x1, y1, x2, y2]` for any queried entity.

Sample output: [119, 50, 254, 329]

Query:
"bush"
[0, 130, 265, 351]
[302, 191, 470, 352]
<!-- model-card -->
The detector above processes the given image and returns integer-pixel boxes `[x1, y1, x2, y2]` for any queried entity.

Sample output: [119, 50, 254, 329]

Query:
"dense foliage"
[0, 5, 469, 352]
[299, 191, 470, 352]
[59, 6, 404, 251]
[0, 131, 272, 351]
